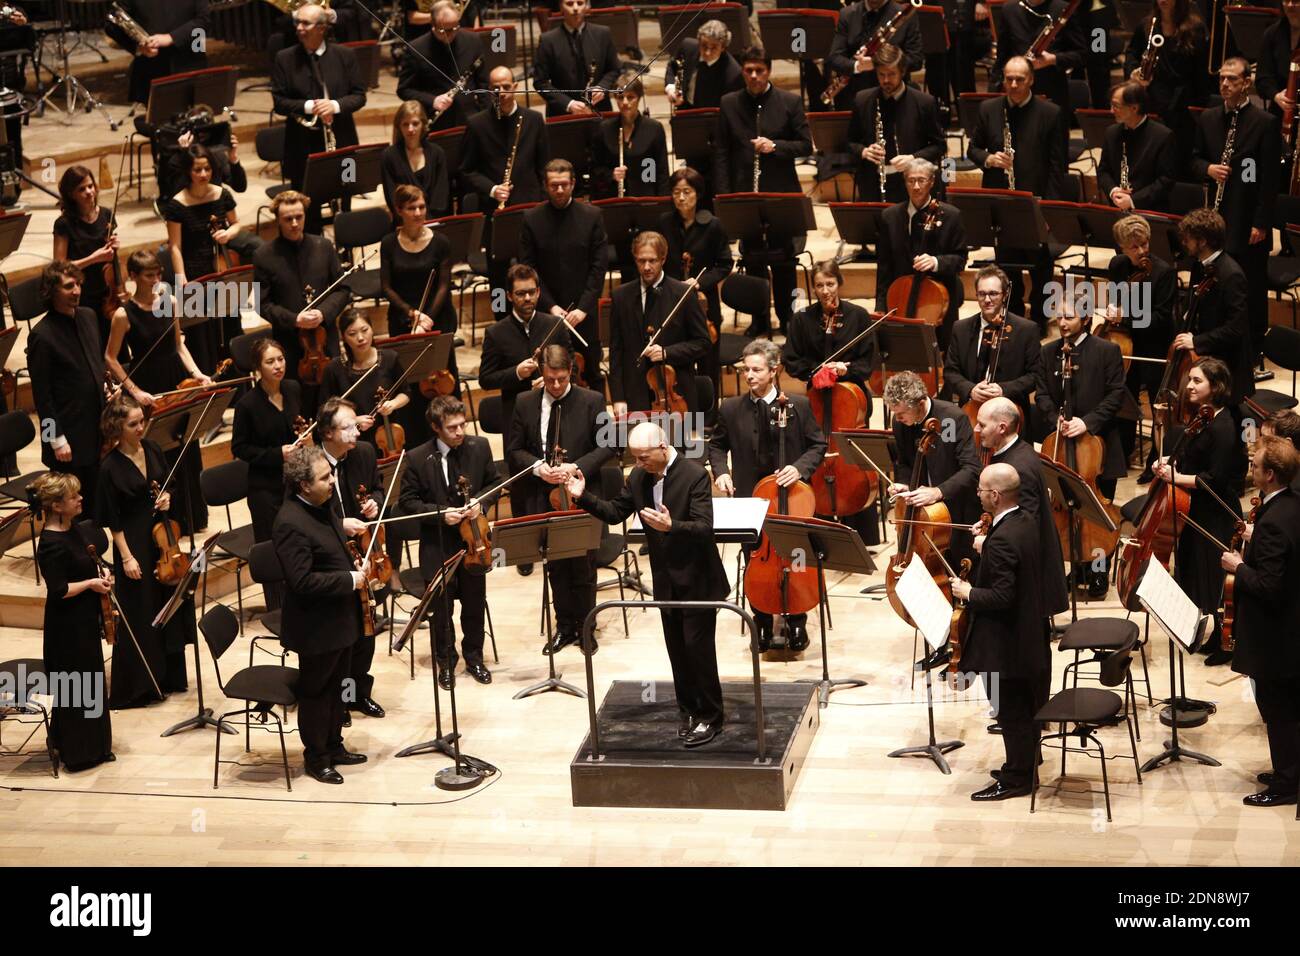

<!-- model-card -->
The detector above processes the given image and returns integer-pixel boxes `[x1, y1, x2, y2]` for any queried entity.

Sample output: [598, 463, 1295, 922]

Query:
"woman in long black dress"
[1152, 358, 1247, 666]
[590, 79, 669, 201]
[33, 472, 115, 772]
[97, 395, 195, 706]
[104, 249, 211, 535]
[322, 310, 412, 452]
[52, 164, 117, 346]
[380, 101, 451, 221]
[379, 184, 456, 339]
[232, 338, 302, 611]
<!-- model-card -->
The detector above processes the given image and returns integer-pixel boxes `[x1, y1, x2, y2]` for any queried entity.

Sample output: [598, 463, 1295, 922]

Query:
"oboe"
[498, 111, 525, 211]
[1003, 108, 1016, 190]
[1213, 108, 1239, 211]
[753, 103, 762, 192]
[875, 102, 887, 194]
[1120, 142, 1130, 191]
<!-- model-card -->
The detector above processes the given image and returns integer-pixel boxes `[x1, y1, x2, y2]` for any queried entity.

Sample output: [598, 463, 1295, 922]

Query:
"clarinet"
[753, 103, 763, 192]
[1213, 109, 1239, 211]
[1003, 108, 1016, 190]
[618, 123, 626, 198]
[875, 101, 887, 195]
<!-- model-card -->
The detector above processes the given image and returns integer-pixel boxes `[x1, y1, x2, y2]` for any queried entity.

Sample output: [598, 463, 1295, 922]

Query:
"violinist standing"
[1174, 209, 1253, 406]
[273, 446, 368, 785]
[709, 340, 826, 652]
[315, 398, 387, 721]
[399, 397, 499, 687]
[1221, 436, 1300, 808]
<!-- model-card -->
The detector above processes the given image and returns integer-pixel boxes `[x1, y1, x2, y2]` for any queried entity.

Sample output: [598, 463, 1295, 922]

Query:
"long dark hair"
[1146, 0, 1207, 54]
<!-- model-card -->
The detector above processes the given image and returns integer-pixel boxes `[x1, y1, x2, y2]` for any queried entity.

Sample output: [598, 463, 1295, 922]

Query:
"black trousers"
[348, 632, 377, 700]
[1235, 240, 1268, 363]
[549, 554, 596, 635]
[984, 670, 1049, 788]
[247, 486, 285, 611]
[429, 567, 487, 666]
[572, 314, 605, 395]
[1253, 676, 1300, 794]
[661, 606, 724, 725]
[296, 643, 353, 767]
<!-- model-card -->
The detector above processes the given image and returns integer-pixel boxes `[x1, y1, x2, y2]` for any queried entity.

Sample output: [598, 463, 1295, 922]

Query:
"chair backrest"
[721, 273, 771, 320]
[0, 410, 35, 458]
[333, 206, 392, 254]
[199, 602, 241, 663]
[477, 394, 504, 435]
[200, 459, 250, 510]
[6, 276, 45, 325]
[248, 540, 285, 584]
[1098, 636, 1137, 688]
[1263, 325, 1300, 374]
[694, 374, 714, 413]
[599, 462, 626, 498]
[228, 329, 274, 374]
[254, 125, 285, 164]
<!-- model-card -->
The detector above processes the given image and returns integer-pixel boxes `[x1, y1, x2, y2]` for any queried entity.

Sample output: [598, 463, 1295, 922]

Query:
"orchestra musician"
[967, 56, 1066, 329]
[313, 398, 387, 720]
[1259, 411, 1300, 494]
[608, 231, 711, 420]
[103, 0, 210, 105]
[0, 4, 32, 172]
[396, 0, 488, 132]
[532, 0, 621, 118]
[270, 3, 366, 233]
[379, 185, 454, 341]
[52, 165, 116, 343]
[27, 261, 108, 499]
[273, 445, 368, 784]
[949, 463, 1049, 802]
[710, 339, 827, 652]
[714, 46, 811, 336]
[844, 43, 946, 204]
[826, 0, 924, 105]
[400, 396, 498, 687]
[1123, 0, 1212, 168]
[1150, 358, 1246, 667]
[994, 0, 1086, 123]
[1191, 57, 1280, 373]
[231, 337, 302, 612]
[506, 345, 614, 654]
[943, 266, 1043, 428]
[1221, 435, 1300, 807]
[519, 159, 607, 394]
[590, 78, 669, 201]
[320, 311, 411, 450]
[97, 395, 194, 705]
[33, 472, 115, 773]
[874, 158, 967, 344]
[1097, 81, 1177, 212]
[380, 102, 451, 221]
[1253, 0, 1300, 131]
[567, 421, 731, 748]
[664, 19, 743, 111]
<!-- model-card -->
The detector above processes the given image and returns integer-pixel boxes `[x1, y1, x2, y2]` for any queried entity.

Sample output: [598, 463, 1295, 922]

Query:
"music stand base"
[513, 676, 586, 700]
[1140, 739, 1221, 772]
[395, 732, 460, 758]
[160, 708, 236, 737]
[796, 675, 866, 707]
[1159, 701, 1212, 728]
[888, 739, 964, 774]
[434, 764, 485, 791]
[860, 583, 886, 595]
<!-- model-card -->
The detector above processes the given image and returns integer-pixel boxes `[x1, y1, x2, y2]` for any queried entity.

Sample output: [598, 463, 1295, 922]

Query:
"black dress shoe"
[1087, 572, 1109, 599]
[787, 624, 810, 652]
[1204, 648, 1233, 667]
[677, 713, 695, 739]
[1258, 771, 1276, 787]
[543, 632, 577, 655]
[1243, 789, 1298, 807]
[683, 720, 722, 748]
[517, 563, 534, 576]
[987, 722, 1003, 735]
[754, 623, 772, 652]
[971, 779, 1031, 801]
[466, 662, 492, 684]
[305, 764, 344, 784]
[1136, 467, 1154, 485]
[350, 697, 385, 718]
[438, 668, 454, 691]
[743, 324, 767, 338]
[330, 750, 368, 766]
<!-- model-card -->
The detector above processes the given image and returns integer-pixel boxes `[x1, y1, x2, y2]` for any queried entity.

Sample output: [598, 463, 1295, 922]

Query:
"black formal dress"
[845, 85, 946, 203]
[379, 229, 457, 338]
[994, 0, 1086, 121]
[98, 442, 195, 706]
[874, 199, 967, 343]
[589, 114, 670, 200]
[160, 186, 239, 371]
[988, 436, 1069, 616]
[380, 143, 451, 221]
[532, 22, 621, 117]
[827, 0, 925, 101]
[27, 306, 107, 497]
[659, 208, 732, 390]
[38, 527, 114, 771]
[608, 274, 711, 415]
[1187, 251, 1254, 405]
[395, 29, 489, 131]
[577, 454, 731, 726]
[943, 311, 1043, 426]
[1096, 118, 1177, 212]
[1122, 17, 1211, 169]
[104, 0, 210, 104]
[478, 312, 572, 447]
[319, 350, 403, 452]
[53, 208, 113, 341]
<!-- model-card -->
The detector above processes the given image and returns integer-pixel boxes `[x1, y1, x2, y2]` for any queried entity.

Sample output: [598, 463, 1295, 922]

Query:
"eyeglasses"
[976, 290, 1003, 299]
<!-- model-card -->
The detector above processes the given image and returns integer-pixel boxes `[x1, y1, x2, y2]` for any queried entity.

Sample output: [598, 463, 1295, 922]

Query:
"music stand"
[715, 193, 816, 271]
[1225, 7, 1281, 62]
[377, 331, 455, 382]
[757, 9, 839, 106]
[764, 515, 875, 706]
[947, 188, 1049, 270]
[1039, 200, 1119, 279]
[427, 125, 466, 178]
[144, 67, 238, 127]
[545, 114, 601, 179]
[1137, 211, 1183, 265]
[1040, 454, 1117, 624]
[143, 388, 237, 547]
[877, 319, 941, 386]
[828, 201, 890, 259]
[593, 196, 673, 250]
[587, 5, 640, 54]
[493, 511, 603, 699]
[468, 24, 517, 73]
[1074, 108, 1113, 153]
[808, 111, 852, 156]
[428, 212, 485, 265]
[668, 108, 718, 165]
[490, 202, 541, 262]
[0, 211, 30, 260]
[657, 3, 750, 56]
[835, 428, 898, 550]
[303, 143, 385, 208]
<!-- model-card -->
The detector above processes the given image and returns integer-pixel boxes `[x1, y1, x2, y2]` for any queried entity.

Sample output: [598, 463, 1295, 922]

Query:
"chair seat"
[1058, 617, 1140, 652]
[223, 665, 299, 706]
[216, 525, 255, 561]
[0, 658, 46, 682]
[1267, 256, 1300, 291]
[1035, 687, 1124, 725]
[258, 610, 282, 638]
[1119, 494, 1147, 526]
[0, 470, 47, 503]
[1247, 389, 1298, 414]
[349, 269, 382, 300]
[265, 183, 291, 200]
[398, 566, 426, 597]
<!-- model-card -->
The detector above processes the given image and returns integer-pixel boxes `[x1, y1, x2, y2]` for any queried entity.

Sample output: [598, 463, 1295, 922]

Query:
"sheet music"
[896, 558, 954, 652]
[1135, 556, 1207, 652]
[629, 496, 768, 536]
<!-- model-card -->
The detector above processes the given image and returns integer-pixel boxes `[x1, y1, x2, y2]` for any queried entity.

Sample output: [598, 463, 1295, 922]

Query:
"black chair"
[201, 603, 298, 792]
[333, 207, 392, 305]
[592, 463, 647, 632]
[1248, 325, 1300, 416]
[246, 541, 288, 669]
[1032, 634, 1143, 822]
[228, 329, 274, 375]
[199, 460, 257, 633]
[720, 273, 771, 392]
[5, 276, 44, 328]
[0, 657, 58, 776]
[0, 411, 48, 578]
[474, 395, 511, 515]
[1057, 615, 1150, 721]
[253, 126, 291, 233]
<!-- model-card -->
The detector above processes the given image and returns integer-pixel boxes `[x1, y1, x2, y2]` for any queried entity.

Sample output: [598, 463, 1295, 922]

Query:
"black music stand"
[765, 515, 874, 706]
[490, 202, 540, 262]
[428, 212, 485, 264]
[1225, 8, 1280, 62]
[494, 511, 603, 699]
[876, 320, 941, 393]
[657, 3, 750, 56]
[593, 196, 673, 250]
[588, 5, 640, 54]
[303, 143, 385, 210]
[808, 111, 852, 157]
[144, 388, 237, 548]
[468, 24, 517, 73]
[668, 108, 718, 165]
[715, 192, 816, 277]
[835, 428, 897, 548]
[0, 210, 31, 258]
[947, 188, 1049, 273]
[828, 201, 890, 260]
[1138, 212, 1182, 265]
[428, 125, 466, 178]
[1074, 108, 1113, 154]
[144, 67, 238, 127]
[757, 9, 839, 106]
[377, 331, 455, 382]
[1138, 589, 1219, 772]
[545, 115, 601, 180]
[1040, 455, 1117, 624]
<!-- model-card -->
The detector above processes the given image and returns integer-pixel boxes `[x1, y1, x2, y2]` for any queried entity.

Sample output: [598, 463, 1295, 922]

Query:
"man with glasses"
[532, 0, 622, 118]
[397, 0, 489, 132]
[1097, 80, 1177, 213]
[665, 19, 742, 111]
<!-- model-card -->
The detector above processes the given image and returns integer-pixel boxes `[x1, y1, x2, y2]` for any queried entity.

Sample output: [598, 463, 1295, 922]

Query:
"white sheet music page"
[629, 496, 768, 536]
[896, 557, 954, 651]
[1135, 555, 1204, 652]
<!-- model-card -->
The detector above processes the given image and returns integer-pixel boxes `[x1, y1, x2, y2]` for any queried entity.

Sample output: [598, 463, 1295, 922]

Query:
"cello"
[961, 304, 1011, 431]
[885, 418, 952, 626]
[1153, 272, 1213, 431]
[885, 198, 950, 327]
[297, 284, 330, 386]
[807, 304, 877, 518]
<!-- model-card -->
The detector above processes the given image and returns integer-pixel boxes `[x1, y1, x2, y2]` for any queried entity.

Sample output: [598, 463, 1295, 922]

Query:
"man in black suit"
[951, 463, 1049, 801]
[973, 398, 1069, 613]
[104, 0, 210, 105]
[664, 20, 743, 111]
[273, 446, 367, 784]
[461, 66, 550, 212]
[608, 231, 711, 420]
[507, 345, 614, 653]
[845, 43, 946, 204]
[532, 0, 621, 118]
[568, 422, 731, 747]
[518, 159, 607, 393]
[1176, 208, 1254, 405]
[1192, 57, 1280, 371]
[967, 56, 1065, 328]
[396, 0, 488, 131]
[943, 265, 1042, 427]
[270, 4, 367, 233]
[714, 47, 812, 335]
[1097, 81, 1177, 212]
[994, 0, 1086, 123]
[874, 157, 968, 345]
[1222, 436, 1300, 807]
[400, 396, 500, 687]
[1254, 1, 1300, 133]
[710, 338, 826, 652]
[315, 398, 388, 720]
[27, 262, 107, 499]
[252, 191, 351, 412]
[826, 0, 924, 104]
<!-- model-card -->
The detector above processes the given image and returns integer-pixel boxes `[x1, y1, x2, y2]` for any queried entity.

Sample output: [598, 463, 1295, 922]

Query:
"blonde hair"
[31, 472, 81, 515]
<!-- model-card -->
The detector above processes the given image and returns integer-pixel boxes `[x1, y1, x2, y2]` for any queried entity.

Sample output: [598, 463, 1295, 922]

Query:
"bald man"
[951, 463, 1050, 801]
[566, 424, 731, 748]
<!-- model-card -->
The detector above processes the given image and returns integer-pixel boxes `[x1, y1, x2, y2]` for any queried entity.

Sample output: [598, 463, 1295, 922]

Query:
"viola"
[646, 353, 688, 415]
[681, 251, 717, 344]
[149, 480, 190, 586]
[456, 474, 494, 572]
[1220, 495, 1258, 653]
[885, 418, 953, 626]
[371, 386, 406, 457]
[808, 304, 877, 518]
[946, 513, 989, 673]
[354, 483, 393, 588]
[87, 543, 116, 646]
[885, 198, 949, 326]
[292, 414, 315, 447]
[297, 284, 330, 386]
[418, 367, 458, 399]
[149, 358, 234, 419]
[346, 538, 378, 637]
[210, 212, 233, 273]
[547, 444, 577, 511]
[1092, 257, 1143, 374]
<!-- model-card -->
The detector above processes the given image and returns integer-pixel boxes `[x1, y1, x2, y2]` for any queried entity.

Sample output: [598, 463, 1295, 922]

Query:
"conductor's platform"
[570, 681, 819, 811]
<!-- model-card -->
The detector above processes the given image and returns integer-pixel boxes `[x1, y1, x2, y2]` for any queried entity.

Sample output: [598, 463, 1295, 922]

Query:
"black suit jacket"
[943, 312, 1043, 420]
[708, 393, 827, 497]
[400, 436, 500, 578]
[460, 106, 549, 209]
[518, 199, 607, 317]
[105, 0, 209, 103]
[478, 313, 572, 443]
[1192, 103, 1280, 256]
[713, 86, 811, 195]
[1189, 252, 1254, 404]
[968, 94, 1066, 199]
[1232, 488, 1300, 680]
[828, 0, 924, 93]
[532, 23, 621, 117]
[874, 199, 967, 325]
[271, 42, 366, 184]
[658, 209, 733, 324]
[589, 114, 670, 199]
[1096, 119, 1177, 211]
[1253, 17, 1295, 109]
[1105, 253, 1176, 359]
[891, 397, 982, 524]
[327, 441, 382, 523]
[396, 30, 488, 130]
[252, 235, 350, 376]
[989, 437, 1069, 615]
[1036, 334, 1128, 479]
[664, 40, 742, 110]
[272, 496, 362, 655]
[507, 386, 614, 515]
[577, 456, 730, 602]
[960, 507, 1050, 680]
[26, 308, 106, 468]
[845, 86, 946, 203]
[608, 276, 711, 413]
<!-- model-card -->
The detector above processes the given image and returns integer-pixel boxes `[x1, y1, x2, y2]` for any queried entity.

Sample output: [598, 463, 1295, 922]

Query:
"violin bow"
[303, 249, 376, 312]
[640, 268, 707, 357]
[1193, 473, 1246, 524]
[368, 461, 537, 526]
[153, 390, 220, 506]
[106, 319, 179, 404]
[361, 448, 404, 568]
[812, 309, 894, 374]
[364, 337, 439, 418]
[90, 544, 165, 701]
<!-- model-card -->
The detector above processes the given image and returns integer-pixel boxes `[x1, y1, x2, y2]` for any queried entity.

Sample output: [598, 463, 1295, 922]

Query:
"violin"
[1219, 501, 1254, 654]
[150, 480, 190, 586]
[87, 543, 116, 646]
[456, 474, 494, 572]
[885, 418, 953, 626]
[371, 386, 406, 457]
[547, 444, 577, 511]
[743, 395, 822, 630]
[346, 538, 378, 637]
[418, 367, 458, 399]
[808, 303, 877, 519]
[885, 198, 949, 326]
[209, 212, 233, 273]
[149, 358, 233, 419]
[961, 306, 1011, 432]
[292, 414, 315, 447]
[297, 284, 330, 386]
[645, 339, 688, 415]
[1092, 256, 1143, 374]
[354, 483, 393, 588]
